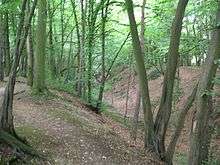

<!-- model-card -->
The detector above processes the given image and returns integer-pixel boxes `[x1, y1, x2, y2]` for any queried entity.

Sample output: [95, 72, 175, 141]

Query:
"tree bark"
[131, 89, 141, 141]
[26, 10, 34, 87]
[188, 2, 220, 164]
[33, 0, 47, 93]
[0, 0, 37, 134]
[3, 12, 11, 77]
[125, 0, 154, 148]
[130, 0, 146, 141]
[154, 0, 189, 159]
[0, 14, 5, 81]
[48, 1, 56, 79]
[96, 0, 110, 111]
[165, 83, 198, 164]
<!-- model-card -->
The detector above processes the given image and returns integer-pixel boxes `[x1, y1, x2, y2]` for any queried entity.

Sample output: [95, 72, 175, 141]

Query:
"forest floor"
[0, 66, 220, 164]
[104, 66, 220, 163]
[0, 80, 162, 165]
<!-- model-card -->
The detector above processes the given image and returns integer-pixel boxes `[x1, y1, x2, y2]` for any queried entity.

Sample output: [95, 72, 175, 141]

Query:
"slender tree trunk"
[26, 0, 34, 86]
[131, 89, 141, 141]
[4, 12, 11, 77]
[0, 0, 37, 134]
[0, 14, 5, 81]
[26, 26, 34, 86]
[48, 1, 56, 79]
[33, 0, 47, 93]
[124, 57, 132, 118]
[125, 0, 154, 148]
[66, 32, 73, 82]
[20, 51, 27, 77]
[87, 0, 105, 103]
[165, 83, 198, 164]
[96, 0, 110, 111]
[80, 0, 87, 98]
[154, 0, 189, 159]
[76, 0, 88, 98]
[87, 0, 94, 103]
[59, 0, 65, 76]
[188, 3, 220, 164]
[130, 0, 146, 141]
[71, 0, 82, 96]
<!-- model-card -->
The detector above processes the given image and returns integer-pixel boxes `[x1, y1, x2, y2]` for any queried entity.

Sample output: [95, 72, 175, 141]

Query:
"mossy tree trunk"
[33, 0, 47, 94]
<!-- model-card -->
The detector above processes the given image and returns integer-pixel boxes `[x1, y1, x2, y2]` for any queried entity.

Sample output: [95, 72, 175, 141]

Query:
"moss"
[46, 107, 109, 136]
[101, 104, 145, 131]
[102, 109, 132, 128]
[47, 109, 83, 127]
[174, 152, 187, 165]
[16, 125, 59, 157]
[30, 88, 55, 101]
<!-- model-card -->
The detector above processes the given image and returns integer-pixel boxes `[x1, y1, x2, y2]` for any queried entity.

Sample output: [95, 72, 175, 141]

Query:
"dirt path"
[0, 81, 162, 165]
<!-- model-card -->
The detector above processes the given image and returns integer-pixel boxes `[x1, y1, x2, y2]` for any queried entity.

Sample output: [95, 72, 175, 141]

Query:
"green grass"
[174, 152, 188, 165]
[16, 125, 55, 148]
[101, 102, 145, 131]
[47, 109, 83, 127]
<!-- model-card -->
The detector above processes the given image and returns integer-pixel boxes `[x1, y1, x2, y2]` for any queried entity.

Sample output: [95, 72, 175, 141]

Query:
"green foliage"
[0, 0, 20, 14]
[47, 78, 75, 94]
[147, 68, 162, 80]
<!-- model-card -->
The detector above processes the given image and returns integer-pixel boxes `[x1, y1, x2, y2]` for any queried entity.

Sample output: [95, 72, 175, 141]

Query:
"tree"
[96, 0, 110, 111]
[131, 0, 146, 142]
[33, 0, 47, 93]
[26, 0, 34, 87]
[125, 0, 155, 148]
[188, 1, 220, 164]
[0, 13, 5, 81]
[48, 1, 56, 79]
[0, 0, 40, 157]
[154, 0, 189, 159]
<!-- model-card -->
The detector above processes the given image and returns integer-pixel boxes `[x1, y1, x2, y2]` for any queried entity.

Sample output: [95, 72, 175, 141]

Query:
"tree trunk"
[130, 0, 146, 141]
[0, 0, 37, 134]
[0, 14, 5, 81]
[154, 0, 189, 159]
[4, 12, 11, 77]
[48, 1, 56, 79]
[71, 0, 82, 96]
[59, 0, 65, 76]
[188, 3, 220, 164]
[26, 1, 34, 87]
[96, 0, 110, 111]
[131, 89, 141, 141]
[125, 0, 154, 148]
[165, 83, 198, 164]
[33, 0, 47, 94]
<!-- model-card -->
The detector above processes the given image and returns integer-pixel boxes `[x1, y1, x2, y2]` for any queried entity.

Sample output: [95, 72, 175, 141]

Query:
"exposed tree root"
[0, 130, 45, 160]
